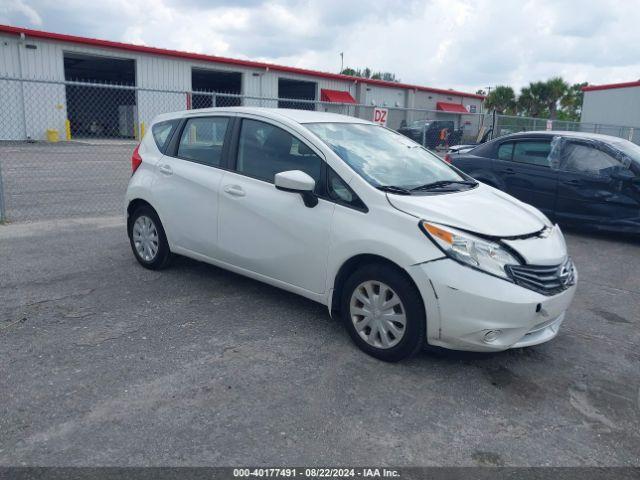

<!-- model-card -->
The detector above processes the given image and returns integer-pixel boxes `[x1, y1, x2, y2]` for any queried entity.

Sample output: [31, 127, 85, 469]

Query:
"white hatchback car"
[125, 107, 577, 361]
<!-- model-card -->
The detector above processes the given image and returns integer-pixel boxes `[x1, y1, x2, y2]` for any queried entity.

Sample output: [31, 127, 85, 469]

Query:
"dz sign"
[373, 107, 388, 126]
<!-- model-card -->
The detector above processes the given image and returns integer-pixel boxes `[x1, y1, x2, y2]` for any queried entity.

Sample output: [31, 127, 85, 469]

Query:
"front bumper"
[407, 258, 577, 352]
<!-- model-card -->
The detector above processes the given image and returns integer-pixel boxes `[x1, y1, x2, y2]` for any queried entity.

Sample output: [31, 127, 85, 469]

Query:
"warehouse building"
[581, 81, 640, 133]
[0, 24, 484, 141]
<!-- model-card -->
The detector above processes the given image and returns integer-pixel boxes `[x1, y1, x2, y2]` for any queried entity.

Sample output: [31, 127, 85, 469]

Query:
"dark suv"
[397, 120, 455, 149]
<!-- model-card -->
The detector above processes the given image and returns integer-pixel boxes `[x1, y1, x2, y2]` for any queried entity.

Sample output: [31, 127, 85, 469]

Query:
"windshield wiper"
[410, 180, 477, 191]
[376, 185, 412, 195]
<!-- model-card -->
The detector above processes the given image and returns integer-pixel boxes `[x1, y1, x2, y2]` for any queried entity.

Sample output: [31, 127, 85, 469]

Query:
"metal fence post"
[491, 110, 497, 139]
[0, 158, 6, 223]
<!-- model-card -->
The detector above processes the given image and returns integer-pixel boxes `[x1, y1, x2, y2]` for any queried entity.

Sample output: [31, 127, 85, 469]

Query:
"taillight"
[444, 153, 453, 164]
[131, 145, 142, 174]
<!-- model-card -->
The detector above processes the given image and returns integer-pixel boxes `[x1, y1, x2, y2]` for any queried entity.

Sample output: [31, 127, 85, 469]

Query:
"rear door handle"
[562, 179, 580, 186]
[502, 168, 516, 175]
[224, 185, 246, 197]
[159, 164, 173, 176]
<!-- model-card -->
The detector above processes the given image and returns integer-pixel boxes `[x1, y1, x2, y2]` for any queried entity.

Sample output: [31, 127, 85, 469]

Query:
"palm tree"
[484, 86, 516, 114]
[560, 82, 587, 121]
[517, 86, 544, 117]
[545, 77, 569, 119]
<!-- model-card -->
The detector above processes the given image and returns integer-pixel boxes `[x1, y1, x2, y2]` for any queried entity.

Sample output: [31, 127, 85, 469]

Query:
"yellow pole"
[65, 119, 71, 141]
[140, 122, 145, 139]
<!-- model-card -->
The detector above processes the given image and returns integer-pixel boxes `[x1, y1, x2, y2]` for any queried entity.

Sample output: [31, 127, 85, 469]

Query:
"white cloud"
[3, 0, 640, 91]
[1, 0, 42, 25]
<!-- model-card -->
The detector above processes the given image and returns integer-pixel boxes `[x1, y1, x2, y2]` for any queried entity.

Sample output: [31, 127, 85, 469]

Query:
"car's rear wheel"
[340, 263, 425, 362]
[128, 205, 172, 270]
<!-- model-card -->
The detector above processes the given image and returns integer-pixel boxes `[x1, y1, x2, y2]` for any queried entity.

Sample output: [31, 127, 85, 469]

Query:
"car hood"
[387, 184, 548, 237]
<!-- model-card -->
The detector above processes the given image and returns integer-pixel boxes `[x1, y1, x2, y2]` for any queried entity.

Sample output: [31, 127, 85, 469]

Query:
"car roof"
[496, 130, 627, 142]
[153, 107, 373, 125]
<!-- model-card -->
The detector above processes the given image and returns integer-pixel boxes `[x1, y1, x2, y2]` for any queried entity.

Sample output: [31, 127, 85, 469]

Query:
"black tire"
[128, 205, 172, 270]
[340, 263, 426, 362]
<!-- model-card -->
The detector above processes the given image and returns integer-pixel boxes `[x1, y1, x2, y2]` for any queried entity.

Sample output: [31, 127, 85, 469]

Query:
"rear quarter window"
[468, 141, 494, 158]
[512, 140, 552, 166]
[152, 120, 179, 152]
[177, 117, 230, 167]
[497, 142, 513, 160]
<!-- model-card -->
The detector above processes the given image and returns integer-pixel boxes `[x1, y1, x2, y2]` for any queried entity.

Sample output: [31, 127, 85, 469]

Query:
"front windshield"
[305, 122, 466, 189]
[409, 120, 429, 129]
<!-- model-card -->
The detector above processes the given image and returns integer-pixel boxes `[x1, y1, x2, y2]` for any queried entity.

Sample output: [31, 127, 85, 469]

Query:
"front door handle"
[159, 164, 173, 176]
[224, 185, 246, 197]
[562, 179, 580, 186]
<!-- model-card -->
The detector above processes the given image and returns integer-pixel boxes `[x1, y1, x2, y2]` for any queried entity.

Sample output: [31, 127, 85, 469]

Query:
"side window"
[512, 140, 552, 167]
[561, 142, 624, 176]
[236, 119, 322, 186]
[152, 120, 179, 152]
[497, 142, 513, 160]
[327, 168, 366, 211]
[177, 117, 229, 166]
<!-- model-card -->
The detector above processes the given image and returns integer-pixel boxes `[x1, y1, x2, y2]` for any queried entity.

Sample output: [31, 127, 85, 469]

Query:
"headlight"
[420, 221, 521, 279]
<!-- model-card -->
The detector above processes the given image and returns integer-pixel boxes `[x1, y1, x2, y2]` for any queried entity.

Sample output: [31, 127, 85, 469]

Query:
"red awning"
[321, 89, 357, 104]
[436, 101, 469, 113]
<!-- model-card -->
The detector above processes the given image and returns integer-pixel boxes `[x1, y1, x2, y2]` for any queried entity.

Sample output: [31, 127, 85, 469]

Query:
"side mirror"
[610, 169, 635, 182]
[274, 170, 318, 208]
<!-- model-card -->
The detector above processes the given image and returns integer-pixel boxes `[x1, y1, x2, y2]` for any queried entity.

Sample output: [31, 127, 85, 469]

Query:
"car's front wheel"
[341, 263, 426, 362]
[128, 205, 172, 270]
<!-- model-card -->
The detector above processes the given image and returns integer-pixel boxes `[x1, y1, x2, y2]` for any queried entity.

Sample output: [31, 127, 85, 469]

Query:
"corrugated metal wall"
[259, 70, 357, 99]
[0, 35, 25, 138]
[581, 88, 640, 128]
[0, 32, 481, 140]
[0, 35, 22, 77]
[411, 90, 484, 134]
[1, 34, 68, 139]
[362, 84, 406, 108]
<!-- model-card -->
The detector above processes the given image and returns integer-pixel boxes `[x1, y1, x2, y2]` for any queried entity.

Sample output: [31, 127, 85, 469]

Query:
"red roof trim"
[436, 101, 468, 113]
[320, 89, 356, 104]
[0, 24, 485, 100]
[582, 81, 640, 92]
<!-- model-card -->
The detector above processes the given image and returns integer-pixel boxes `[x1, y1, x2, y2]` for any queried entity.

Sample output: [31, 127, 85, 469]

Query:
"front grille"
[506, 257, 575, 296]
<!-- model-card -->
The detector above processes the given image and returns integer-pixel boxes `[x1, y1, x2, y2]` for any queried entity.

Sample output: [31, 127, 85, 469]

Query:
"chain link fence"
[492, 113, 639, 144]
[0, 76, 490, 223]
[3, 77, 640, 224]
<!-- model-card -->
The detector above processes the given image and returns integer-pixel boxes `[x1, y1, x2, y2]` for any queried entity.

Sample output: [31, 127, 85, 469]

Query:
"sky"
[1, 0, 639, 93]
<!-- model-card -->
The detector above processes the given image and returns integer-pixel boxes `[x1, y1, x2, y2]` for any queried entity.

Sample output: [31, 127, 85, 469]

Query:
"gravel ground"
[0, 217, 639, 467]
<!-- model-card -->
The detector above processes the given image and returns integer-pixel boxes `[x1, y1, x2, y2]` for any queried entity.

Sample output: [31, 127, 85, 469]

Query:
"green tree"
[484, 86, 516, 114]
[341, 67, 399, 82]
[560, 82, 588, 122]
[517, 82, 549, 117]
[371, 71, 399, 82]
[545, 77, 569, 119]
